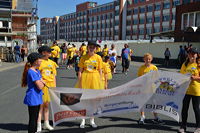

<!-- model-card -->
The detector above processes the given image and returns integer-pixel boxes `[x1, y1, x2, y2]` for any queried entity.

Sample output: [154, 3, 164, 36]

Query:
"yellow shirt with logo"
[51, 45, 61, 58]
[102, 48, 108, 56]
[39, 59, 58, 83]
[137, 64, 158, 77]
[180, 62, 200, 96]
[78, 54, 102, 73]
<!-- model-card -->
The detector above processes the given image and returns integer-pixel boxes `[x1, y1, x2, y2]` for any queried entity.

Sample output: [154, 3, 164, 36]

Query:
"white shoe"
[80, 119, 85, 128]
[37, 122, 42, 132]
[43, 121, 54, 130]
[90, 118, 98, 128]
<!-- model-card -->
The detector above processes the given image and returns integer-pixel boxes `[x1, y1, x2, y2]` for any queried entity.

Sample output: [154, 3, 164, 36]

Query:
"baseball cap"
[88, 41, 98, 46]
[27, 52, 43, 64]
[38, 45, 53, 53]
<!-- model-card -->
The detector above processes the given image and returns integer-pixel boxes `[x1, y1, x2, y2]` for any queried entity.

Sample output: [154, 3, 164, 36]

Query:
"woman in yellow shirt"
[37, 46, 58, 132]
[102, 44, 109, 57]
[76, 41, 103, 129]
[66, 45, 74, 69]
[79, 43, 87, 56]
[179, 48, 200, 133]
[137, 53, 164, 125]
[50, 41, 61, 64]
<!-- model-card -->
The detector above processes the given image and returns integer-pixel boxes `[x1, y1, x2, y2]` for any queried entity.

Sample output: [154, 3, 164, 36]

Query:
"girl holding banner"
[76, 41, 104, 128]
[22, 53, 44, 133]
[179, 48, 200, 133]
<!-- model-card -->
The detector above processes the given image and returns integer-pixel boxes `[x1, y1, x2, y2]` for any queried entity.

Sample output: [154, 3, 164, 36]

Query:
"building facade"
[40, 0, 199, 43]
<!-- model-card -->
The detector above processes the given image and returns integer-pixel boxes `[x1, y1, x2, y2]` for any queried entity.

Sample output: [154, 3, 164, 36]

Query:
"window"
[196, 12, 200, 27]
[139, 18, 144, 24]
[173, 0, 180, 7]
[163, 15, 170, 21]
[127, 20, 131, 25]
[155, 3, 161, 11]
[189, 13, 194, 26]
[146, 17, 152, 23]
[115, 10, 119, 16]
[133, 19, 138, 25]
[147, 5, 153, 12]
[146, 28, 152, 35]
[139, 29, 144, 34]
[154, 16, 160, 23]
[140, 7, 145, 13]
[127, 9, 132, 16]
[134, 8, 138, 14]
[134, 0, 138, 4]
[163, 2, 170, 9]
[154, 27, 160, 33]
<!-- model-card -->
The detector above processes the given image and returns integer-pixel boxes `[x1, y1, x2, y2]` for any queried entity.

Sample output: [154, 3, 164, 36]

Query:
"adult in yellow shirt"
[179, 48, 200, 133]
[75, 41, 103, 129]
[50, 41, 61, 64]
[66, 45, 74, 69]
[37, 46, 58, 132]
[137, 53, 164, 125]
[102, 44, 109, 57]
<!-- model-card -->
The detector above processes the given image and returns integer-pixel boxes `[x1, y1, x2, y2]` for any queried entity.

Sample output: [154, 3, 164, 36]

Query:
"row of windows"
[126, 27, 172, 35]
[88, 4, 114, 15]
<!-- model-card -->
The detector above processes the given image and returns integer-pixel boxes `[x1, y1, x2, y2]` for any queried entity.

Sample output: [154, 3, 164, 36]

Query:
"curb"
[0, 63, 25, 72]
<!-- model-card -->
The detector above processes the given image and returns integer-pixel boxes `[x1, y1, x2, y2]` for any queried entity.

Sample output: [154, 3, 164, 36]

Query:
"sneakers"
[79, 118, 98, 128]
[80, 119, 85, 129]
[152, 118, 165, 125]
[90, 118, 98, 128]
[194, 128, 200, 133]
[138, 117, 145, 125]
[37, 122, 42, 132]
[43, 121, 54, 130]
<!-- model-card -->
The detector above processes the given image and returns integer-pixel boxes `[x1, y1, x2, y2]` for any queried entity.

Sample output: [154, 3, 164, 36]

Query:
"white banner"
[49, 71, 190, 127]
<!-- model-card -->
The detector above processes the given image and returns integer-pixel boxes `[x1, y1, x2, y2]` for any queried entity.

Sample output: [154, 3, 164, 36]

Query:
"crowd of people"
[21, 41, 200, 133]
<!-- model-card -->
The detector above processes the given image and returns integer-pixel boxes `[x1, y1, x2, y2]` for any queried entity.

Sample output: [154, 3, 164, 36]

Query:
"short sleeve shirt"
[24, 69, 43, 106]
[137, 64, 158, 77]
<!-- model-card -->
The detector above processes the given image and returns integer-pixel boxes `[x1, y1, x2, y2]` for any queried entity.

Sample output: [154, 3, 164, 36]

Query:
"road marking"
[0, 63, 25, 72]
[0, 84, 21, 96]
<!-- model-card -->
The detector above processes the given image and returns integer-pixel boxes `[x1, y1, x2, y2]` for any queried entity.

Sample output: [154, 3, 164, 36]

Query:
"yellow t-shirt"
[51, 45, 61, 58]
[78, 54, 103, 73]
[73, 47, 77, 55]
[180, 62, 200, 96]
[39, 59, 58, 83]
[81, 46, 87, 56]
[67, 47, 74, 59]
[102, 48, 108, 56]
[95, 47, 101, 53]
[105, 62, 111, 73]
[137, 64, 158, 77]
[102, 62, 108, 81]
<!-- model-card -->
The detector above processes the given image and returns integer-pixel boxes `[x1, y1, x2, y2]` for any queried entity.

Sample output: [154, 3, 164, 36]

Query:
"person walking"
[50, 41, 61, 64]
[164, 48, 171, 67]
[14, 43, 21, 63]
[178, 48, 200, 133]
[121, 44, 131, 75]
[75, 41, 104, 128]
[61, 43, 67, 65]
[21, 45, 26, 62]
[22, 52, 44, 133]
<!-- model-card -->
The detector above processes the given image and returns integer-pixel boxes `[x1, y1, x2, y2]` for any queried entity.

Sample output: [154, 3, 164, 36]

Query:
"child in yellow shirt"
[137, 53, 164, 125]
[37, 46, 58, 132]
[104, 56, 112, 80]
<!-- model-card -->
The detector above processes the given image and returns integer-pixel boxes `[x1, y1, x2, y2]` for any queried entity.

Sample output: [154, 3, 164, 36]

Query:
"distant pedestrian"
[164, 48, 171, 67]
[21, 45, 26, 62]
[21, 52, 44, 133]
[108, 44, 117, 56]
[178, 45, 187, 68]
[121, 44, 131, 75]
[50, 41, 61, 64]
[14, 43, 21, 63]
[61, 43, 67, 65]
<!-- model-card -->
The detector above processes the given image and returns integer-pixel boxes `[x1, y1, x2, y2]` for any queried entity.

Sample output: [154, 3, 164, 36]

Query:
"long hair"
[21, 62, 31, 87]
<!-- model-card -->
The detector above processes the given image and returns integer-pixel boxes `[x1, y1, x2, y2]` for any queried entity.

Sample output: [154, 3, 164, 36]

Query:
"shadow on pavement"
[0, 123, 27, 131]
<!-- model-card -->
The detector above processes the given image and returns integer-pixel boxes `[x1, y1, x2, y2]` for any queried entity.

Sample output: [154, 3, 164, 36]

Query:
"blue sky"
[37, 0, 113, 33]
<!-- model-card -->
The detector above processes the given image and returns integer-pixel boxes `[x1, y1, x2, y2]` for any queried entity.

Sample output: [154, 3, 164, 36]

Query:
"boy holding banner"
[137, 53, 164, 125]
[179, 48, 200, 133]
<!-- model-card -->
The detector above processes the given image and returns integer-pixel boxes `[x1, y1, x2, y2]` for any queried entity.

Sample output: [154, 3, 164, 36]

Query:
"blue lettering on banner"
[166, 102, 179, 110]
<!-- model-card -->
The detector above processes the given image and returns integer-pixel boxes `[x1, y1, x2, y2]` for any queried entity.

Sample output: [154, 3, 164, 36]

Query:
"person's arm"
[35, 80, 45, 90]
[78, 68, 83, 88]
[105, 73, 108, 89]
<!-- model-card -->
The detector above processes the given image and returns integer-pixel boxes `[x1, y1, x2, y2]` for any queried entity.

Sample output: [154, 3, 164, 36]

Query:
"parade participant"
[21, 45, 26, 62]
[164, 48, 171, 67]
[61, 43, 67, 65]
[110, 52, 117, 74]
[37, 46, 58, 132]
[50, 41, 61, 64]
[121, 44, 131, 75]
[22, 52, 44, 133]
[108, 44, 117, 56]
[179, 48, 200, 133]
[74, 51, 80, 77]
[104, 56, 112, 81]
[80, 43, 87, 56]
[14, 43, 21, 63]
[66, 45, 74, 69]
[102, 44, 109, 57]
[75, 41, 104, 128]
[96, 44, 101, 53]
[137, 53, 164, 125]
